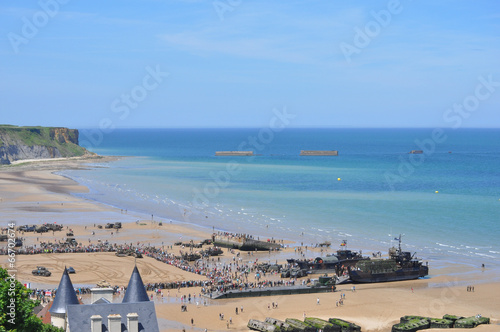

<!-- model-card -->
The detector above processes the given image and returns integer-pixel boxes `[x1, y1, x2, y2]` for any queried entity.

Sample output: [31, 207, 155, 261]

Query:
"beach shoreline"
[1, 157, 499, 332]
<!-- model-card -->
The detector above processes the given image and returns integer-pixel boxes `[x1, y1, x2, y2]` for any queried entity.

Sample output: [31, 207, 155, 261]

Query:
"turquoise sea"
[61, 128, 500, 279]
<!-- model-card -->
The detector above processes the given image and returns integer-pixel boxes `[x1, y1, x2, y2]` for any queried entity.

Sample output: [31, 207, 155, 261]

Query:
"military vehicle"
[115, 250, 128, 257]
[96, 280, 111, 288]
[26, 225, 36, 232]
[180, 252, 201, 261]
[287, 248, 367, 274]
[32, 266, 51, 277]
[65, 237, 78, 246]
[17, 225, 33, 232]
[253, 262, 282, 273]
[115, 249, 143, 258]
[280, 267, 307, 278]
[175, 240, 203, 248]
[35, 225, 49, 233]
[200, 246, 223, 257]
[45, 223, 63, 231]
[17, 225, 36, 232]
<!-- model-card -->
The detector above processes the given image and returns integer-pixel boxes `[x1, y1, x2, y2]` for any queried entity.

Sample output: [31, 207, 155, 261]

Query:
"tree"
[0, 267, 63, 332]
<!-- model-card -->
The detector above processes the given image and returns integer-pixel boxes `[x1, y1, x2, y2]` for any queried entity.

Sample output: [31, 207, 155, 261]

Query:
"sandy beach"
[1, 158, 499, 332]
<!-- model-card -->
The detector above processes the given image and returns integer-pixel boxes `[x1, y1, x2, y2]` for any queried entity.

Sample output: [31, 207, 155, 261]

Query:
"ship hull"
[349, 266, 428, 283]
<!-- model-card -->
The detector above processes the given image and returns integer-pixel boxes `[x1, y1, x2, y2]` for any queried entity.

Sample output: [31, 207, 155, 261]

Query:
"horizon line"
[74, 126, 500, 130]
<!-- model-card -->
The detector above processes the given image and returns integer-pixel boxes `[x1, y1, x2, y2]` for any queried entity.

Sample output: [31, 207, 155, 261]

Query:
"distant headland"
[0, 125, 93, 165]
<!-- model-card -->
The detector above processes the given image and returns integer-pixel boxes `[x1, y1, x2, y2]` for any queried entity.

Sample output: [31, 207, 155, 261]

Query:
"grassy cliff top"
[0, 125, 87, 157]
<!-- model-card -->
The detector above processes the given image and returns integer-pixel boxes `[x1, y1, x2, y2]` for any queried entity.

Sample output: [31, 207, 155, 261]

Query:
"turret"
[122, 266, 149, 303]
[50, 268, 80, 329]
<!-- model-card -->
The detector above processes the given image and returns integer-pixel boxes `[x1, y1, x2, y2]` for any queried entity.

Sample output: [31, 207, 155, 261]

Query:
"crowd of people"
[0, 240, 118, 255]
[143, 244, 302, 296]
[3, 230, 307, 298]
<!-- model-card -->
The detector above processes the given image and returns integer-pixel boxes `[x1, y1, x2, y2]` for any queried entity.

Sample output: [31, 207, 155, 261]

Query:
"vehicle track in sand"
[4, 252, 201, 286]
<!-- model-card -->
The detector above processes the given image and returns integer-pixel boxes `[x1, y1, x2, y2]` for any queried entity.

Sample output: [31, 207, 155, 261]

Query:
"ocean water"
[61, 128, 500, 277]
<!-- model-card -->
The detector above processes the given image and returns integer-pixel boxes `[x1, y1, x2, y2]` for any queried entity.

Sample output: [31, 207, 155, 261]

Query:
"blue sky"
[1, 0, 499, 128]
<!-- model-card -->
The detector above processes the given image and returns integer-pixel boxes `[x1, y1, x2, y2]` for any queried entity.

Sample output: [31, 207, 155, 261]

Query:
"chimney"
[90, 315, 102, 332]
[108, 314, 121, 332]
[127, 313, 139, 332]
[90, 287, 114, 303]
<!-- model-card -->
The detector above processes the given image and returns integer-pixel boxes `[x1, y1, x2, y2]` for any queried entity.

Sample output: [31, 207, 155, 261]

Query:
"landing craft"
[348, 234, 429, 283]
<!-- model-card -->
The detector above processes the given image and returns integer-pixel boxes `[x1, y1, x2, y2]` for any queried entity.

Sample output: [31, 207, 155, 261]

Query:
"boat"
[300, 150, 338, 156]
[348, 235, 429, 283]
[215, 151, 254, 156]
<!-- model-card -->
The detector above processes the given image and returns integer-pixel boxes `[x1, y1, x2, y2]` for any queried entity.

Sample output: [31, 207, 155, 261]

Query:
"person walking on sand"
[317, 297, 320, 305]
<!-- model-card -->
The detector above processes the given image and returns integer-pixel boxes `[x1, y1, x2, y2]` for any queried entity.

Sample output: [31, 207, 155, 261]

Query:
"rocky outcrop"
[0, 144, 62, 163]
[50, 127, 79, 145]
[0, 126, 90, 165]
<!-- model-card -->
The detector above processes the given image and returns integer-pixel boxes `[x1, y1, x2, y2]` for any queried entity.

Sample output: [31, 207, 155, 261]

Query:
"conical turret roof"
[49, 268, 80, 314]
[122, 266, 149, 303]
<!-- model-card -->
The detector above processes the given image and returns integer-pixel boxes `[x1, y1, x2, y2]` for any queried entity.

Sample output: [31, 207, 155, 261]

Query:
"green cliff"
[0, 125, 91, 165]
